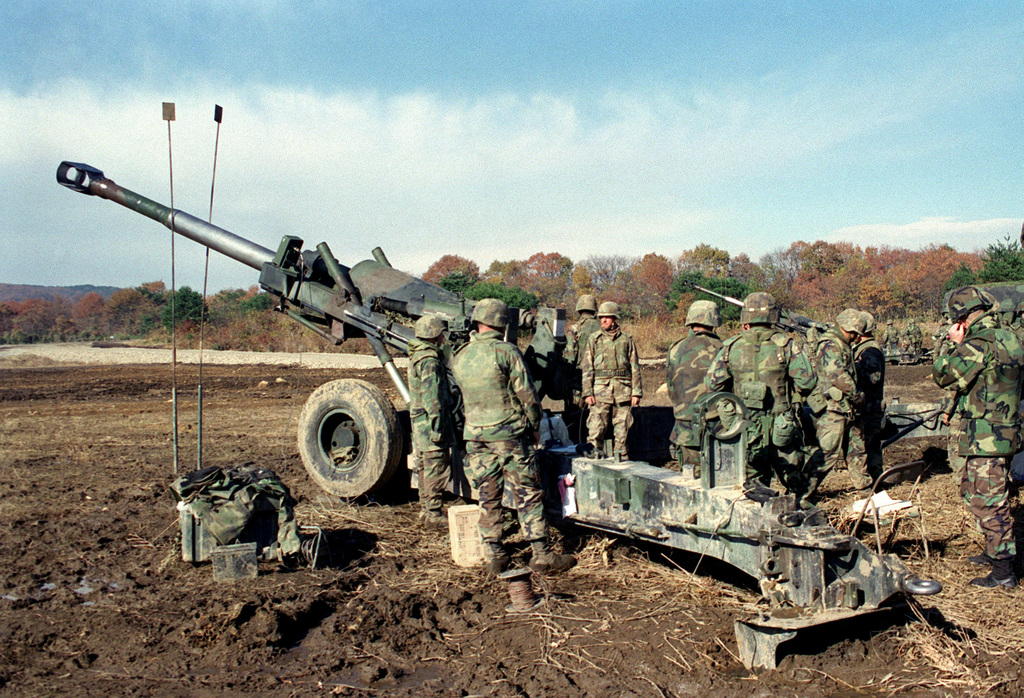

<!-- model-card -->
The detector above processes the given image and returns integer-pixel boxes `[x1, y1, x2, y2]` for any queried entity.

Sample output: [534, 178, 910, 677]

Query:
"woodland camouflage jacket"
[932, 312, 1024, 456]
[564, 315, 601, 365]
[453, 329, 541, 442]
[813, 327, 858, 414]
[666, 329, 722, 422]
[581, 327, 643, 403]
[407, 337, 455, 452]
[705, 326, 817, 414]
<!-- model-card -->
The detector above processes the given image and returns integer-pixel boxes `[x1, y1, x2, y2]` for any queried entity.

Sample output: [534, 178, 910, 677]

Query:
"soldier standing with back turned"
[932, 286, 1022, 589]
[453, 298, 575, 576]
[705, 292, 818, 497]
[582, 301, 642, 458]
[408, 315, 457, 529]
[665, 300, 722, 474]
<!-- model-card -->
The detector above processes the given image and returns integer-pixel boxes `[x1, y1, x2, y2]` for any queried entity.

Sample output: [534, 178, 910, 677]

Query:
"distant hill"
[0, 283, 121, 304]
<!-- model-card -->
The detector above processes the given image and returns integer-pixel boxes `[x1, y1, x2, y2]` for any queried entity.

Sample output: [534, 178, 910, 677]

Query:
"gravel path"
[0, 342, 405, 369]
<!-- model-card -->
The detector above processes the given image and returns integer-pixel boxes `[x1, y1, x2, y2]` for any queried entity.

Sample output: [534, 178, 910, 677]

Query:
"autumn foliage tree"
[423, 255, 480, 285]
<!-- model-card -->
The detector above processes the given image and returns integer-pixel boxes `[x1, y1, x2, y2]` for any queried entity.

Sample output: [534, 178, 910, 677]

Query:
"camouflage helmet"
[740, 292, 780, 325]
[471, 297, 509, 329]
[835, 308, 865, 335]
[685, 300, 721, 328]
[1014, 299, 1024, 317]
[857, 310, 876, 335]
[597, 301, 620, 319]
[946, 286, 994, 322]
[414, 315, 445, 340]
[575, 294, 598, 314]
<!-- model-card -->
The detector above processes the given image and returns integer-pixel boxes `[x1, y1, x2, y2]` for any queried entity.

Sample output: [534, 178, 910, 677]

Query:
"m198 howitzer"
[60, 161, 943, 670]
[57, 161, 569, 498]
[681, 280, 829, 337]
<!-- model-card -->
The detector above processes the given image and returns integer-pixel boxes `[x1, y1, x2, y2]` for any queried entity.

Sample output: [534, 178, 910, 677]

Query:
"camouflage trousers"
[946, 414, 967, 474]
[465, 438, 547, 545]
[666, 419, 697, 473]
[747, 411, 805, 494]
[587, 400, 633, 457]
[414, 447, 451, 514]
[960, 456, 1016, 560]
[848, 411, 884, 491]
[807, 410, 851, 488]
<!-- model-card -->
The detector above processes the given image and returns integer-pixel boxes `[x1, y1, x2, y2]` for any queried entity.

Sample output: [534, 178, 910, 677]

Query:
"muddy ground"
[1, 353, 1022, 696]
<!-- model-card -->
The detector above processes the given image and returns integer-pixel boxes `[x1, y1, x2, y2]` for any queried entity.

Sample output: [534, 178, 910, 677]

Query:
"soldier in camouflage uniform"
[582, 301, 642, 458]
[905, 319, 923, 355]
[665, 300, 722, 474]
[804, 309, 865, 504]
[705, 292, 818, 496]
[848, 311, 885, 492]
[564, 294, 602, 406]
[452, 298, 575, 576]
[881, 322, 899, 356]
[408, 315, 456, 529]
[932, 286, 1022, 589]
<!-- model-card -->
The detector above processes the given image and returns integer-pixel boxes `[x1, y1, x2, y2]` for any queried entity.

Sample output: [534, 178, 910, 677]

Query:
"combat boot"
[529, 539, 576, 575]
[418, 510, 447, 531]
[967, 553, 993, 567]
[484, 543, 510, 576]
[969, 559, 1017, 589]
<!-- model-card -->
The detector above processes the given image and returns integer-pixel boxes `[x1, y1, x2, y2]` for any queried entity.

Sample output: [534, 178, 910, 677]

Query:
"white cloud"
[826, 218, 1022, 253]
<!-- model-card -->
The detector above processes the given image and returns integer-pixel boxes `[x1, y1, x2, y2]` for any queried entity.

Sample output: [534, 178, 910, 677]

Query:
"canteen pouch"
[739, 380, 768, 411]
[771, 410, 798, 448]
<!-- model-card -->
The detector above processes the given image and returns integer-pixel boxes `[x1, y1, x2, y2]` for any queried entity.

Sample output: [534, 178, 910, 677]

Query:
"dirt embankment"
[0, 357, 1021, 696]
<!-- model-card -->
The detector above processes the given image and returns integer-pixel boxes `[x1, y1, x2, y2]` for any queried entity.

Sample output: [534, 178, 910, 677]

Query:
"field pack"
[171, 465, 302, 563]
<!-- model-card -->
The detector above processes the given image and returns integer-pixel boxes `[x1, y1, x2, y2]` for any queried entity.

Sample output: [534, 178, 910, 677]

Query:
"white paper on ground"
[850, 490, 913, 517]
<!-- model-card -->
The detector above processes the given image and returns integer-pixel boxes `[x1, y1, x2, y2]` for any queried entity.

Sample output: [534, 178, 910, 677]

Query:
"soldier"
[452, 298, 575, 576]
[408, 315, 457, 529]
[665, 300, 722, 474]
[881, 322, 898, 356]
[705, 292, 818, 496]
[897, 321, 913, 354]
[848, 311, 885, 493]
[932, 286, 1022, 589]
[564, 294, 602, 405]
[804, 308, 864, 504]
[582, 301, 642, 458]
[905, 318, 923, 356]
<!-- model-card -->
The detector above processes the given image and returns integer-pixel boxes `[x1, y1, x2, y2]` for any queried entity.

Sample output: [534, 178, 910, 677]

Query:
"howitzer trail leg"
[734, 621, 797, 671]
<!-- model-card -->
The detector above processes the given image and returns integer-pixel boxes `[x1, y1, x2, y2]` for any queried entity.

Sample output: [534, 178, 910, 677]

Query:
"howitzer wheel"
[298, 379, 403, 498]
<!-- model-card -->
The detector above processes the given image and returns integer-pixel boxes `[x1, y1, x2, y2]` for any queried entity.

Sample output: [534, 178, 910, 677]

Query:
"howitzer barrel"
[57, 162, 275, 271]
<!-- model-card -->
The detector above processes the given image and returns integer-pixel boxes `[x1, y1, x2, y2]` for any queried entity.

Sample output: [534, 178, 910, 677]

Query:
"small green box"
[210, 542, 258, 581]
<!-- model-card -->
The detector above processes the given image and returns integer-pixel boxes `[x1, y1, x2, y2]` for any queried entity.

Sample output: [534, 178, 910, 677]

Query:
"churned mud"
[0, 357, 1021, 696]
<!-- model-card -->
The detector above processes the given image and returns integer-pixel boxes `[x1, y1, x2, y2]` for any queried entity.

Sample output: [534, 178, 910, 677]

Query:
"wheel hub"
[318, 410, 363, 472]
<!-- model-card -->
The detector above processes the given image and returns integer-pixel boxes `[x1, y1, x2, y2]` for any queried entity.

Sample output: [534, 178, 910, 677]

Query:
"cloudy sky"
[2, 1, 1021, 292]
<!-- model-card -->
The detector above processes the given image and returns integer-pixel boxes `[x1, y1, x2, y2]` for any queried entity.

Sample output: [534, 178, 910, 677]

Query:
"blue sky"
[1, 1, 1021, 292]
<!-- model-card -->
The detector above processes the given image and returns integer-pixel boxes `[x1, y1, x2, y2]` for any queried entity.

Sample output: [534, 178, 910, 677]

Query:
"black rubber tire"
[297, 379, 402, 498]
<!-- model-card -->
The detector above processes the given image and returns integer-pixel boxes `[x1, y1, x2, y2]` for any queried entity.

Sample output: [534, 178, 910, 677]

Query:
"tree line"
[0, 283, 274, 346]
[422, 238, 1023, 324]
[3, 236, 1022, 348]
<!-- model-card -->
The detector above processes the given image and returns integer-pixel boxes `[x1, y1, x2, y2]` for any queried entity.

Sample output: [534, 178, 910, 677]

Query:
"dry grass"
[626, 316, 688, 358]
